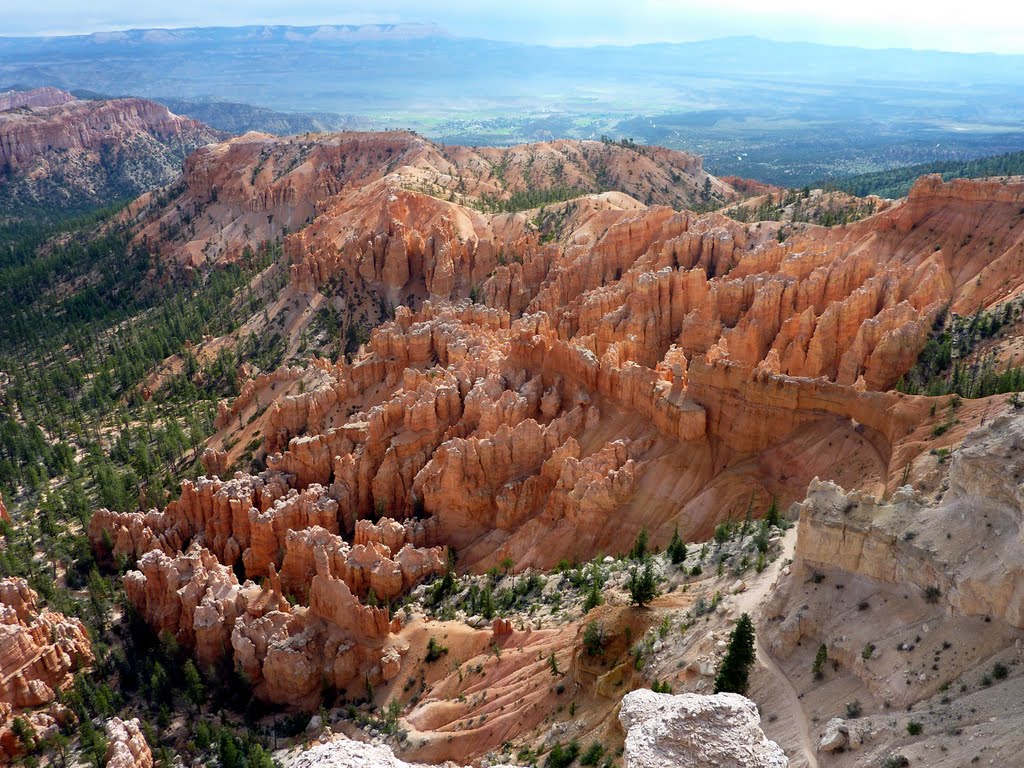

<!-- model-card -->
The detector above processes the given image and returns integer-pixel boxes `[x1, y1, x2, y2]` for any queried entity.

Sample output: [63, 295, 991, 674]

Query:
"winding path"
[731, 526, 819, 768]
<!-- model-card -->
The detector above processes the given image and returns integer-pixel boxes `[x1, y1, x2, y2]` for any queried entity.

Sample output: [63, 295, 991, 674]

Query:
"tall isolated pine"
[764, 495, 781, 529]
[714, 613, 756, 694]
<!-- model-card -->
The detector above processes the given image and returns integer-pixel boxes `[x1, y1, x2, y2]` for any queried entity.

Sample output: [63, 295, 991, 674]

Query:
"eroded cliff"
[85, 130, 1024, 761]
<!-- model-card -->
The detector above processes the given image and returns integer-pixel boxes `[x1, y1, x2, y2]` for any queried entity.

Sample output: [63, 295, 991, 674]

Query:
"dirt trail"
[756, 637, 819, 768]
[733, 527, 819, 768]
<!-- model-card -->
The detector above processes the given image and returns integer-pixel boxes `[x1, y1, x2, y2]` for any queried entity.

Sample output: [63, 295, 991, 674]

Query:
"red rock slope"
[0, 87, 224, 214]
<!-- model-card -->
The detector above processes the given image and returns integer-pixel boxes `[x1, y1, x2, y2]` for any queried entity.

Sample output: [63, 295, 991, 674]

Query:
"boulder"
[619, 690, 788, 768]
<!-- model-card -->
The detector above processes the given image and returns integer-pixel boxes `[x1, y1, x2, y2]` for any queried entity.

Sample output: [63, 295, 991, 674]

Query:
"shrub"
[993, 662, 1009, 680]
[580, 742, 605, 766]
[813, 644, 828, 680]
[582, 621, 607, 657]
[544, 740, 580, 768]
[754, 529, 770, 554]
[425, 637, 448, 663]
[713, 522, 731, 545]
[861, 643, 876, 660]
[846, 700, 862, 718]
[906, 721, 923, 736]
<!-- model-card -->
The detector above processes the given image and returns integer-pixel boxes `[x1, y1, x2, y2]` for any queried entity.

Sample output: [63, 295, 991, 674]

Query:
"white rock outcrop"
[818, 717, 866, 752]
[619, 690, 788, 768]
[288, 737, 513, 768]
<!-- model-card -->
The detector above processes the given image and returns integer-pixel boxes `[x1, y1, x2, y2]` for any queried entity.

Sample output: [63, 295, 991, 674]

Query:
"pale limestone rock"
[619, 690, 788, 768]
[289, 736, 512, 768]
[818, 718, 848, 752]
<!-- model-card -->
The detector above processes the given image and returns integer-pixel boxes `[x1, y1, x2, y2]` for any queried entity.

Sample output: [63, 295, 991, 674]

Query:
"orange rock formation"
[0, 89, 223, 213]
[0, 578, 92, 709]
[0, 86, 75, 112]
[0, 94, 217, 171]
[104, 718, 153, 768]
[91, 127, 1024, 723]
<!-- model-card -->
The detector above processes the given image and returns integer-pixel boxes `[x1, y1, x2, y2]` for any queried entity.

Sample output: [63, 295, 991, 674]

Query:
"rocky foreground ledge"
[282, 690, 785, 768]
[619, 689, 787, 768]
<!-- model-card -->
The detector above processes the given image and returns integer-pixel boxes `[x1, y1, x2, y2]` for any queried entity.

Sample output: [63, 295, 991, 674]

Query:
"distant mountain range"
[2, 25, 1024, 184]
[156, 98, 375, 136]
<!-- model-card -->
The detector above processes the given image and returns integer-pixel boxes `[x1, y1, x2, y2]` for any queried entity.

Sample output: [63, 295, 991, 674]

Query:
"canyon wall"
[0, 88, 223, 213]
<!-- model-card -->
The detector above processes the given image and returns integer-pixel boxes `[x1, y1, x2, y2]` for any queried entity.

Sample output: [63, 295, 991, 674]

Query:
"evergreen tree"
[183, 659, 205, 709]
[813, 643, 829, 680]
[582, 568, 603, 612]
[740, 492, 755, 537]
[628, 526, 649, 560]
[667, 526, 687, 565]
[480, 585, 495, 620]
[764, 495, 781, 529]
[627, 558, 659, 607]
[714, 613, 756, 694]
[218, 731, 242, 768]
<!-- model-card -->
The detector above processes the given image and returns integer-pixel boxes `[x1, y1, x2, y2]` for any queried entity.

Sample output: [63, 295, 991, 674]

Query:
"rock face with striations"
[619, 690, 788, 768]
[0, 578, 93, 709]
[762, 410, 1024, 703]
[0, 86, 75, 111]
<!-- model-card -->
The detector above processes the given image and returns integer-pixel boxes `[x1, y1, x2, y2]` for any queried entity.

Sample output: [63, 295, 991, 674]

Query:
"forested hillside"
[831, 150, 1024, 198]
[0, 208, 294, 764]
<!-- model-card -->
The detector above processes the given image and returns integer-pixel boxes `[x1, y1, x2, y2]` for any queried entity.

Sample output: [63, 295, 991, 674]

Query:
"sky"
[6, 0, 1024, 54]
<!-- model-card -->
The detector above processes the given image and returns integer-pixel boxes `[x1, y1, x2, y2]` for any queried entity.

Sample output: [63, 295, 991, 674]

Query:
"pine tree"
[627, 558, 659, 607]
[714, 613, 756, 694]
[667, 526, 687, 565]
[480, 585, 495, 620]
[813, 643, 828, 680]
[629, 526, 649, 560]
[582, 569, 603, 613]
[740, 492, 755, 537]
[765, 495, 781, 529]
[183, 659, 205, 709]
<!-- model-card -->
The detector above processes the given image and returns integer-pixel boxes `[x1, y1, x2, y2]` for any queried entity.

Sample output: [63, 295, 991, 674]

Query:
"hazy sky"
[8, 0, 1024, 54]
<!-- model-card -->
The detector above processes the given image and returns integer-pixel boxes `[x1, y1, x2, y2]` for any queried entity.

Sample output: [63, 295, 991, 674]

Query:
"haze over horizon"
[7, 0, 1024, 55]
